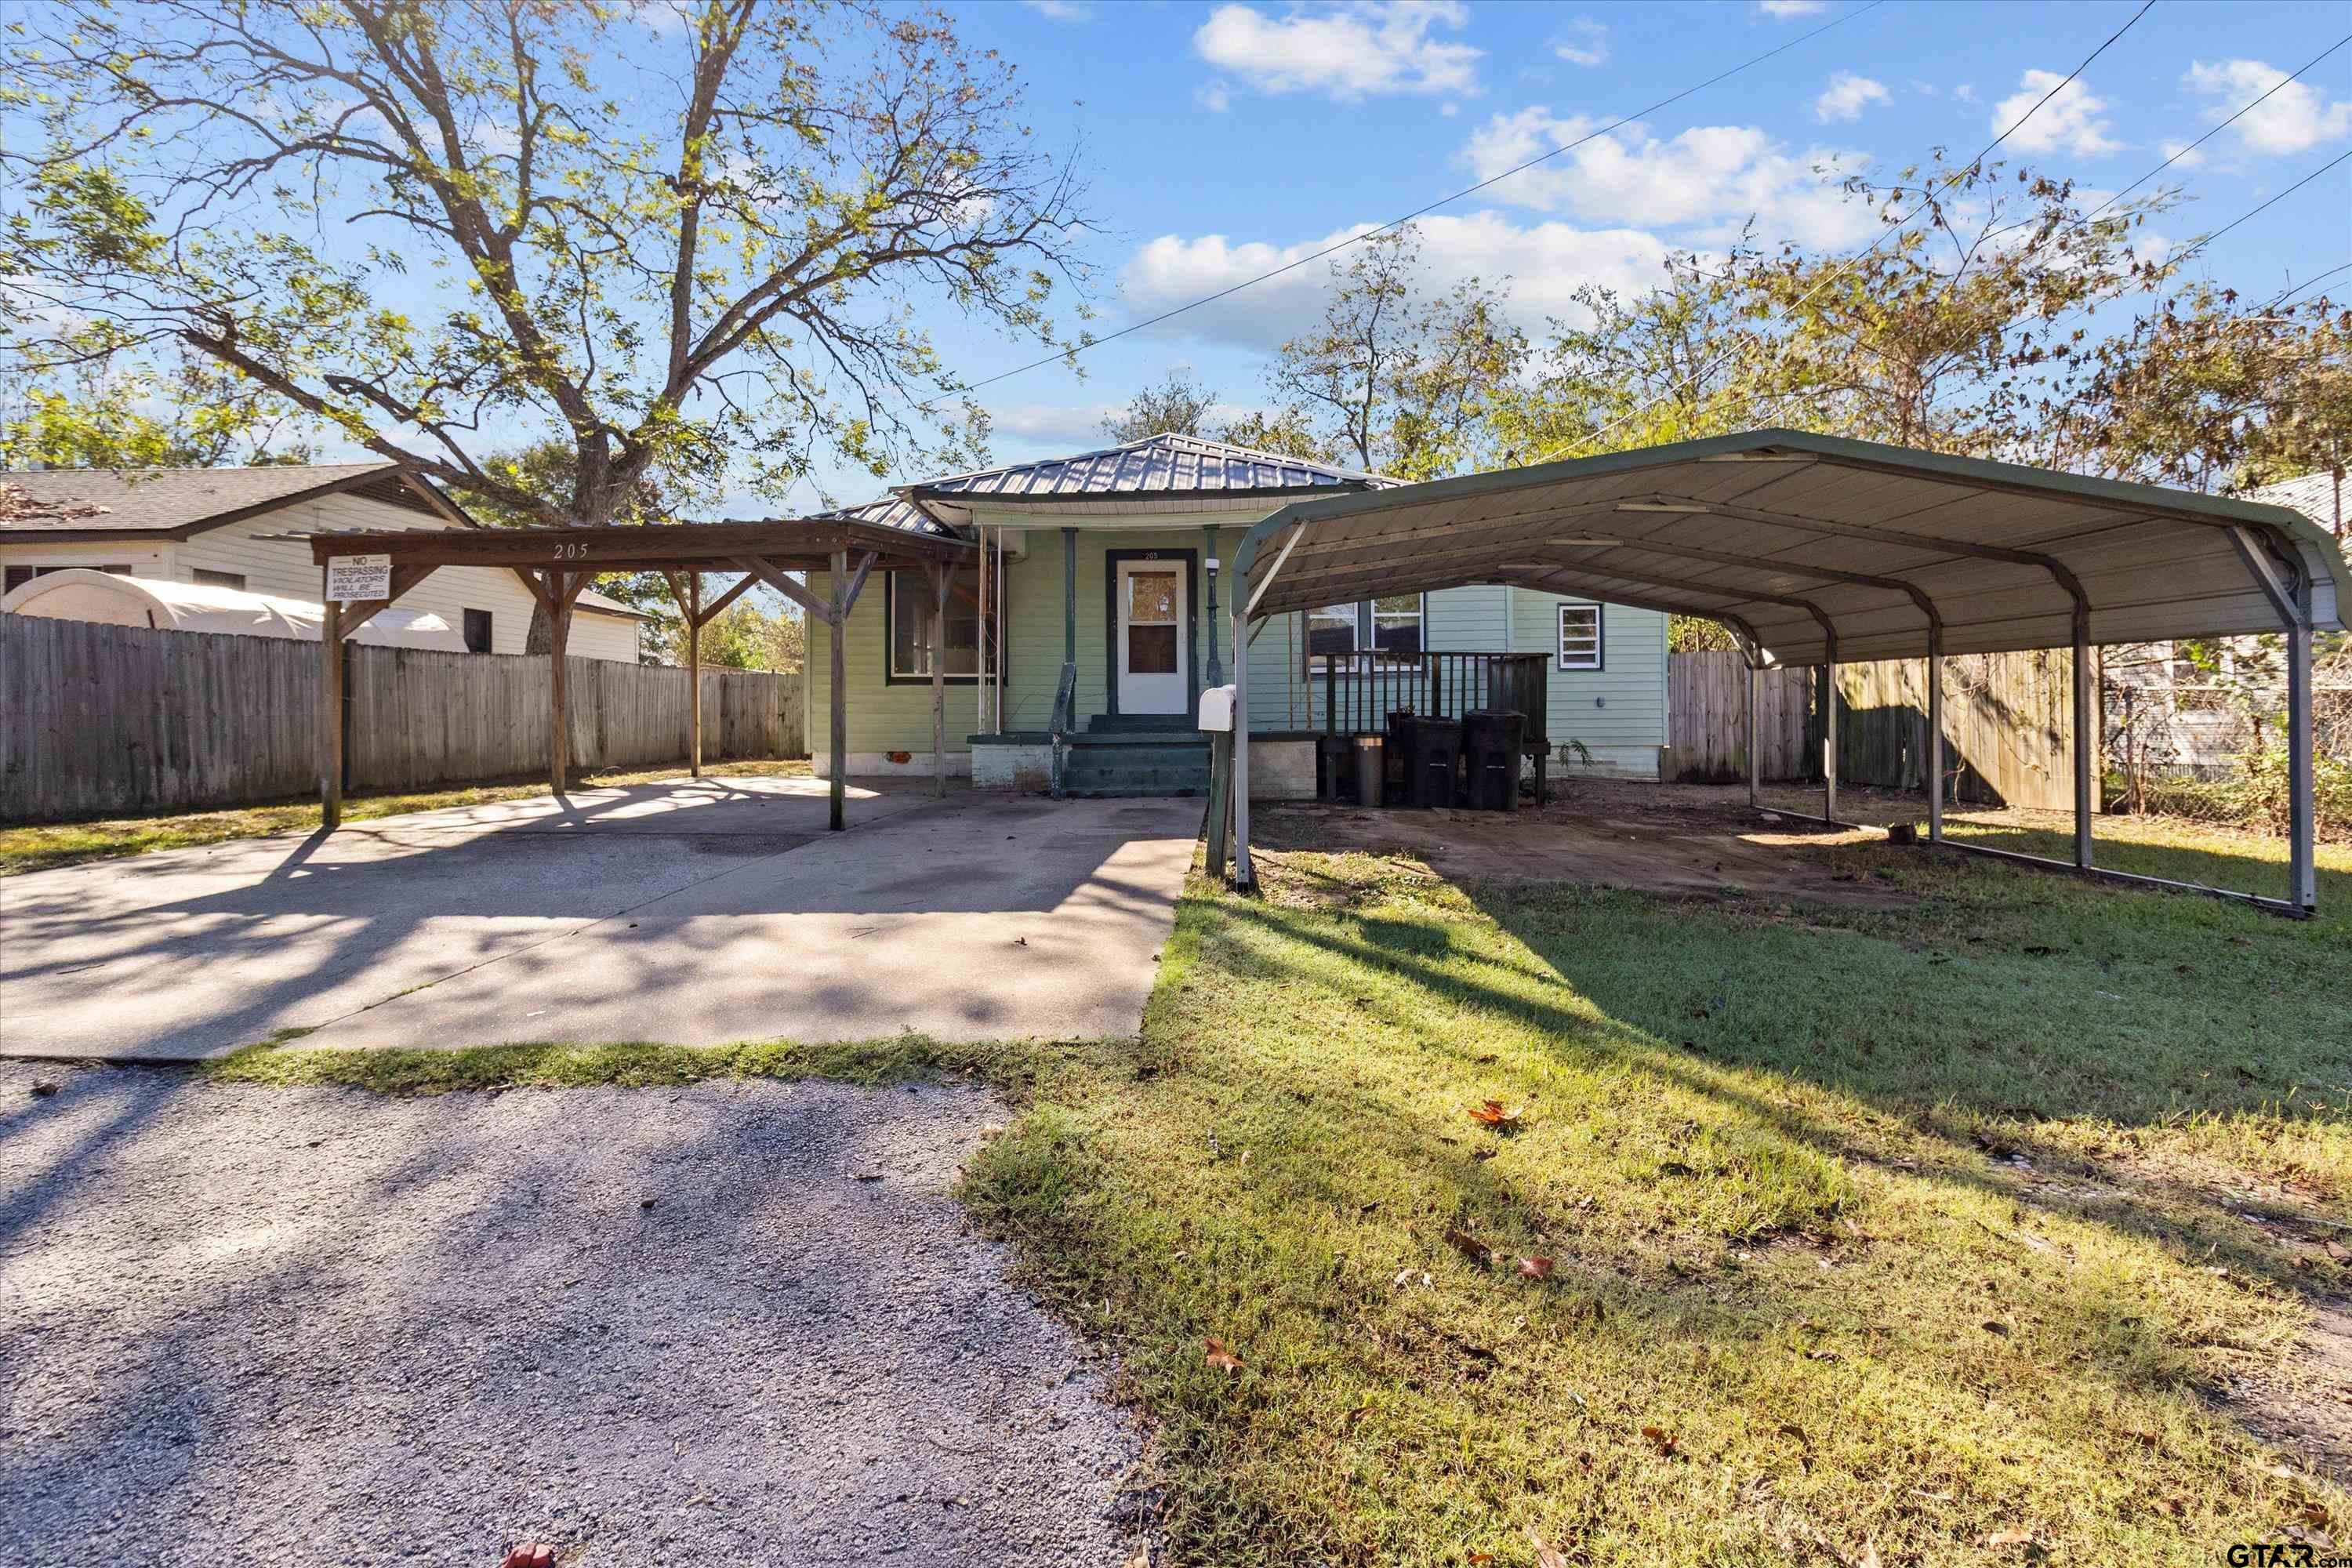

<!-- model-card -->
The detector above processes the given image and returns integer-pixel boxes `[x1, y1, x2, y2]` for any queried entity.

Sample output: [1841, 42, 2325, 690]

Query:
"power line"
[945, 0, 1888, 401]
[1530, 0, 2158, 461]
[2267, 260, 2351, 310]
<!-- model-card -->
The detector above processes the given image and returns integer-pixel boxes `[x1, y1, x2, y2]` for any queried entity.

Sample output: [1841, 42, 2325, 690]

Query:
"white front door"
[1115, 558, 1189, 715]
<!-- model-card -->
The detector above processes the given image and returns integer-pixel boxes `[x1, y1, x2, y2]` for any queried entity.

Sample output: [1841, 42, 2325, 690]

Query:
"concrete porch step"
[1084, 713, 1200, 734]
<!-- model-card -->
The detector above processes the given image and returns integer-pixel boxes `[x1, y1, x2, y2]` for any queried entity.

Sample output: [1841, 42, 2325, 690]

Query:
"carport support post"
[930, 562, 953, 800]
[2071, 608, 2093, 869]
[1926, 626, 1944, 844]
[1820, 655, 1838, 826]
[318, 573, 344, 829]
[1232, 574, 1254, 893]
[2288, 614, 2317, 912]
[687, 572, 703, 779]
[549, 570, 575, 795]
[1745, 657, 1760, 809]
[829, 548, 849, 833]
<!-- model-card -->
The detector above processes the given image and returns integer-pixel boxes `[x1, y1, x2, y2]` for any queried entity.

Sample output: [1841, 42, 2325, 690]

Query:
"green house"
[808, 434, 1668, 795]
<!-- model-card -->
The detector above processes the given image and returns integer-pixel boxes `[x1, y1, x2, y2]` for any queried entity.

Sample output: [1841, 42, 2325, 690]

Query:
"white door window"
[1116, 559, 1188, 714]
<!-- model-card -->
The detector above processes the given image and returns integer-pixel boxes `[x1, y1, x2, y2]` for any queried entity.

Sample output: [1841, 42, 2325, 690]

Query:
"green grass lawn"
[209, 817, 2352, 1565]
[0, 758, 812, 877]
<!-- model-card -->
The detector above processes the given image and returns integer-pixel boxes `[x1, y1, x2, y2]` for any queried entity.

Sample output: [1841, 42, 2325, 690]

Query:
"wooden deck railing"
[1312, 651, 1548, 747]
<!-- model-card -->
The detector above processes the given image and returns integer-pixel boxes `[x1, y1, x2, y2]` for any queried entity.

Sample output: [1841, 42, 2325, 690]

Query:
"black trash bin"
[1317, 735, 1356, 802]
[1404, 716, 1461, 808]
[1462, 709, 1525, 811]
[1383, 709, 1417, 803]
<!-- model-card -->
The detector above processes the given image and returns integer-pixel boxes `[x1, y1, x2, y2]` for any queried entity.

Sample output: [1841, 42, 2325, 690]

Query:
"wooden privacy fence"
[2, 615, 805, 822]
[1668, 648, 2084, 811]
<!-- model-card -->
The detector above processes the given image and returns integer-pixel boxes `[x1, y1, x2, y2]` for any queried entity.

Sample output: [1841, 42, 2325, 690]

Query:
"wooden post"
[2071, 609, 2092, 869]
[687, 572, 703, 778]
[549, 569, 572, 794]
[931, 562, 953, 799]
[318, 569, 344, 829]
[1746, 656, 1760, 810]
[2288, 612, 2317, 913]
[1821, 656, 1838, 825]
[829, 547, 848, 833]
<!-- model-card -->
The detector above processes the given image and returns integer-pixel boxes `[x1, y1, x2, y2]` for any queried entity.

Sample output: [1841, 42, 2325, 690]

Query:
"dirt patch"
[1258, 780, 1917, 909]
[2220, 1300, 2352, 1490]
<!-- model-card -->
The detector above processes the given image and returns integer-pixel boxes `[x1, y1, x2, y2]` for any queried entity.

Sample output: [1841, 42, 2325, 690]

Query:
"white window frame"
[1557, 602, 1603, 670]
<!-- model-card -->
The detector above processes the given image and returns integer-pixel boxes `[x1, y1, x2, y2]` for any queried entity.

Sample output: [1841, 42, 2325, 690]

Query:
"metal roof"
[2246, 470, 2345, 537]
[0, 463, 437, 534]
[1230, 429, 2350, 666]
[899, 432, 1395, 524]
[814, 494, 956, 538]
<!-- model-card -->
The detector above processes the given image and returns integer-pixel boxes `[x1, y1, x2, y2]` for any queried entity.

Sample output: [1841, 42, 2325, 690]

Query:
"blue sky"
[833, 0, 2350, 500]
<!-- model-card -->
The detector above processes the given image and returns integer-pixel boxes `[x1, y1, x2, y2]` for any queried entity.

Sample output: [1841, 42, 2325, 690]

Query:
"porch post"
[318, 568, 344, 829]
[1203, 525, 1223, 688]
[1232, 571, 1254, 892]
[687, 572, 703, 779]
[829, 547, 848, 833]
[549, 570, 572, 794]
[1926, 624, 1944, 843]
[1062, 526, 1078, 701]
[931, 561, 953, 800]
[2071, 608, 2093, 869]
[2288, 608, 2318, 913]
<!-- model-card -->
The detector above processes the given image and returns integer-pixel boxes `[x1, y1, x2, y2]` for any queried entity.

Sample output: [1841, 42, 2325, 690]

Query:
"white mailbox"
[1197, 684, 1236, 733]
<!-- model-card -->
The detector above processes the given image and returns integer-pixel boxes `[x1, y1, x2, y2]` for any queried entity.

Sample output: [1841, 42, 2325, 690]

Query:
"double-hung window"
[886, 570, 987, 682]
[1557, 603, 1603, 670]
[1305, 595, 1425, 673]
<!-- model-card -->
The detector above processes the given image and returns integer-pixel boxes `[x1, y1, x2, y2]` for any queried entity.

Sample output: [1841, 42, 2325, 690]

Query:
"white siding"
[3, 490, 641, 662]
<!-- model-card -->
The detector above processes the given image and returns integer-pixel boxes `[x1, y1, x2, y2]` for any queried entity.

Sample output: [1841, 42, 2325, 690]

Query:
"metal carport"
[1224, 430, 2349, 916]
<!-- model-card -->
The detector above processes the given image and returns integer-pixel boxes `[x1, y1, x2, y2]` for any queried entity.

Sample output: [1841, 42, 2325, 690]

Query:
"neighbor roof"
[0, 463, 442, 535]
[2246, 470, 2345, 535]
[898, 432, 1395, 525]
[1, 463, 644, 619]
[1230, 429, 2350, 666]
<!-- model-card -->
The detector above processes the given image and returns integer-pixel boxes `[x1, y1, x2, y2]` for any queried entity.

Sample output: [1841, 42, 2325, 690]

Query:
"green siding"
[810, 528, 1666, 775]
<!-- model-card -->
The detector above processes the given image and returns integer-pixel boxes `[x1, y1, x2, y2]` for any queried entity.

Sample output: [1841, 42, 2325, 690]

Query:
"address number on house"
[325, 554, 393, 601]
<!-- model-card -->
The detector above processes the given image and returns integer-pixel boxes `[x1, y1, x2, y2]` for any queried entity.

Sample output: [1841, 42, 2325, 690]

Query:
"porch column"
[1926, 624, 1944, 843]
[1062, 526, 1078, 704]
[2071, 608, 2094, 869]
[1203, 525, 1222, 689]
[931, 561, 954, 800]
[318, 568, 344, 829]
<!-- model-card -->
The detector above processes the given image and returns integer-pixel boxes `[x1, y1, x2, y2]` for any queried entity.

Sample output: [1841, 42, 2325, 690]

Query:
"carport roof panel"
[1232, 430, 2350, 664]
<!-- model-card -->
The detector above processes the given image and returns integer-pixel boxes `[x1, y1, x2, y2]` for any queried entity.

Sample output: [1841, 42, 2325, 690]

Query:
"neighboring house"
[0, 463, 645, 661]
[806, 433, 1668, 792]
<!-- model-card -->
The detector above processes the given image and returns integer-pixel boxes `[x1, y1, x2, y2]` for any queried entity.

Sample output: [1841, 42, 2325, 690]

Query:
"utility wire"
[2266, 259, 2351, 310]
[944, 0, 1887, 401]
[1530, 0, 2158, 462]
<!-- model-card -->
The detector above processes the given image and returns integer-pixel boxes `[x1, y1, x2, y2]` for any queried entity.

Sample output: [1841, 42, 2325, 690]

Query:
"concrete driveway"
[0, 778, 1200, 1061]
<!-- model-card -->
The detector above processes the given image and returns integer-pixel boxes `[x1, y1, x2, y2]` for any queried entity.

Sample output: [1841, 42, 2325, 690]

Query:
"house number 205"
[552, 543, 590, 559]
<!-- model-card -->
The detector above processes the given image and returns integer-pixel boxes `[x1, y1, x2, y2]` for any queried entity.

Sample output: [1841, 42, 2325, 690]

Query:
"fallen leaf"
[1641, 1425, 1679, 1457]
[1519, 1256, 1555, 1281]
[1981, 1319, 2012, 1337]
[1444, 1228, 1496, 1267]
[1468, 1100, 1523, 1128]
[1524, 1525, 1572, 1568]
[1852, 1540, 1883, 1568]
[1203, 1338, 1245, 1375]
[2327, 1240, 2350, 1265]
[1976, 1528, 2046, 1551]
[500, 1546, 557, 1568]
[1123, 1550, 1149, 1568]
[1468, 1554, 1494, 1565]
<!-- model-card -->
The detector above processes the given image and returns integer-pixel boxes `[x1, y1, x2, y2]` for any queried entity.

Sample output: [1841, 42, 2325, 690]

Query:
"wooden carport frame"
[289, 516, 976, 833]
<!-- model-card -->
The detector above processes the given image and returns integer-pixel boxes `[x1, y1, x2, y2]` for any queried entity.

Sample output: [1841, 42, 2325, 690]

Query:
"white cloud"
[1553, 18, 1608, 68]
[1460, 109, 1878, 248]
[1813, 72, 1889, 123]
[985, 401, 1127, 448]
[1192, 1, 1481, 101]
[1991, 70, 2122, 158]
[2186, 59, 2352, 156]
[1759, 1, 1826, 16]
[2158, 138, 2206, 170]
[1198, 81, 1232, 113]
[1119, 212, 1677, 350]
[1022, 0, 1093, 19]
[1953, 82, 1976, 104]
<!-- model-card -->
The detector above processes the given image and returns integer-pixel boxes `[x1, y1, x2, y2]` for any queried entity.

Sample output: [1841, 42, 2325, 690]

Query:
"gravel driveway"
[0, 1062, 1142, 1566]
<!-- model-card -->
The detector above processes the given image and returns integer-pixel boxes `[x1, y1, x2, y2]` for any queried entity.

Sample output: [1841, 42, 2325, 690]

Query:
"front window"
[1306, 596, 1425, 673]
[887, 570, 985, 681]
